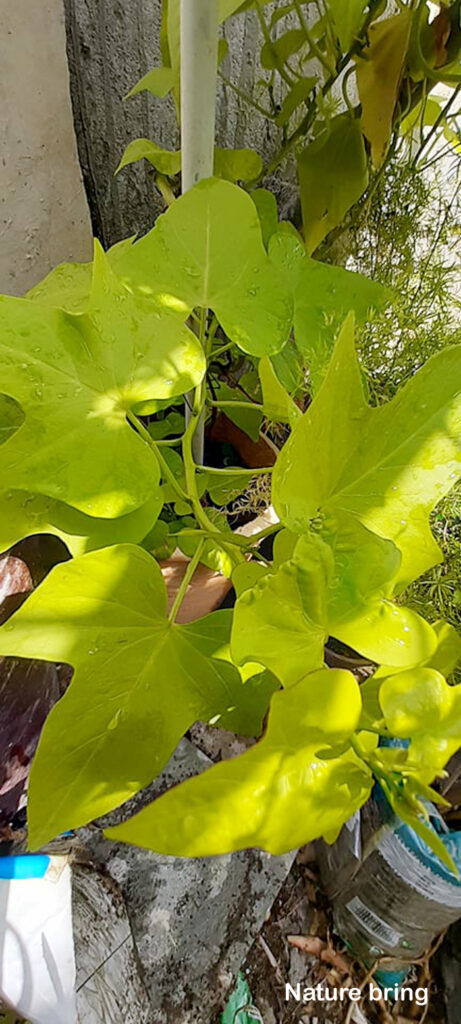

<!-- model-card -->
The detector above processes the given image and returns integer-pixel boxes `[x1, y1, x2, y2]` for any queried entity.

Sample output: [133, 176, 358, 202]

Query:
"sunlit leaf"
[117, 178, 293, 357]
[116, 143, 262, 182]
[380, 666, 461, 785]
[125, 66, 176, 99]
[297, 114, 368, 253]
[0, 244, 205, 516]
[355, 10, 413, 167]
[105, 667, 372, 856]
[272, 315, 461, 587]
[0, 490, 162, 557]
[231, 533, 332, 686]
[269, 232, 389, 390]
[0, 546, 266, 848]
[259, 356, 301, 426]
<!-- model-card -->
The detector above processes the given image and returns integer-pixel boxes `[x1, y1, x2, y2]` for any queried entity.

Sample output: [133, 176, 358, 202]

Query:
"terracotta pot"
[160, 420, 279, 623]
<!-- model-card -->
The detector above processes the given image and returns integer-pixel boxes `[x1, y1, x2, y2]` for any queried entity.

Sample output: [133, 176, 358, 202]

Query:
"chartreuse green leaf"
[261, 28, 305, 70]
[0, 490, 162, 557]
[373, 620, 461, 682]
[117, 143, 262, 183]
[0, 243, 205, 517]
[379, 667, 461, 782]
[0, 546, 272, 849]
[297, 115, 368, 254]
[125, 66, 176, 99]
[231, 533, 332, 686]
[251, 189, 279, 249]
[105, 667, 373, 856]
[273, 315, 461, 587]
[355, 10, 413, 167]
[322, 516, 437, 667]
[269, 232, 390, 390]
[259, 356, 301, 426]
[25, 237, 135, 312]
[326, 0, 368, 51]
[116, 178, 293, 357]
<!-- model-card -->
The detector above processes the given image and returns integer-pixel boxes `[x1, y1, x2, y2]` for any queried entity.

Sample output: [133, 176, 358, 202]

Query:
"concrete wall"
[63, 0, 298, 247]
[0, 0, 92, 296]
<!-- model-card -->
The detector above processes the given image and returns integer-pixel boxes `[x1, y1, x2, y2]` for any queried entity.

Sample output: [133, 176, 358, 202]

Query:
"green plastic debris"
[221, 971, 261, 1024]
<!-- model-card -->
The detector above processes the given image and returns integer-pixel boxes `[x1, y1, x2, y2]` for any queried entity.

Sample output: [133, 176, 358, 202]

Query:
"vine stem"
[293, 0, 333, 76]
[168, 539, 206, 622]
[127, 411, 191, 506]
[198, 464, 272, 476]
[208, 399, 263, 410]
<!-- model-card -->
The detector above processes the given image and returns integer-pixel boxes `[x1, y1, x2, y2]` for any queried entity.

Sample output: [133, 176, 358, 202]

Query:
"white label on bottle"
[346, 896, 402, 948]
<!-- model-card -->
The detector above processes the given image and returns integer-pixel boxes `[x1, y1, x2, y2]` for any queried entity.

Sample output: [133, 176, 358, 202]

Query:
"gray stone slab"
[73, 865, 151, 1024]
[77, 739, 295, 1023]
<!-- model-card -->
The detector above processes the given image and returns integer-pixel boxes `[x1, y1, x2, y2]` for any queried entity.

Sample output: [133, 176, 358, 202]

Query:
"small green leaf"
[386, 790, 458, 875]
[355, 10, 413, 167]
[276, 77, 317, 126]
[116, 140, 181, 175]
[261, 29, 306, 70]
[272, 315, 461, 587]
[125, 66, 176, 99]
[106, 667, 372, 855]
[212, 380, 263, 441]
[0, 547, 262, 848]
[0, 244, 205, 516]
[297, 114, 368, 254]
[231, 532, 332, 686]
[326, 0, 368, 51]
[213, 148, 263, 182]
[203, 470, 253, 506]
[259, 356, 301, 426]
[251, 189, 279, 249]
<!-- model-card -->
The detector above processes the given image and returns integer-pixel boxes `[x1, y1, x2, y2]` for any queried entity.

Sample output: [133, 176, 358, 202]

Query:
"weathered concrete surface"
[76, 740, 295, 1023]
[0, 0, 92, 295]
[64, 0, 298, 246]
[74, 867, 151, 1024]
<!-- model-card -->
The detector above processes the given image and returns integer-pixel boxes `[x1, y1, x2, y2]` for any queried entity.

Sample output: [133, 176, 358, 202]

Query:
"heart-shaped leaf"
[0, 546, 269, 848]
[272, 315, 461, 587]
[105, 667, 372, 856]
[297, 115, 368, 254]
[0, 244, 205, 516]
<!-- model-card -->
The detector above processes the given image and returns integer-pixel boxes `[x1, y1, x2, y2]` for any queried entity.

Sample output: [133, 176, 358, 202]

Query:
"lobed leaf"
[0, 547, 270, 848]
[105, 667, 372, 856]
[0, 245, 206, 516]
[272, 315, 461, 587]
[231, 533, 332, 686]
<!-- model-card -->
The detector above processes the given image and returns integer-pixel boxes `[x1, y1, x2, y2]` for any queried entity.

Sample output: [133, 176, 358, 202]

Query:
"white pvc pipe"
[180, 0, 219, 191]
[180, 0, 219, 462]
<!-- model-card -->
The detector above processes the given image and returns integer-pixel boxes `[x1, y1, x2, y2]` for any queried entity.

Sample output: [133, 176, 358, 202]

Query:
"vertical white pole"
[180, 0, 219, 190]
[180, 0, 219, 462]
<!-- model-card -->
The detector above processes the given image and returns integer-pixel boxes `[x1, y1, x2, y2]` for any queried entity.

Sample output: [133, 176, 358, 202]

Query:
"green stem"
[177, 527, 249, 548]
[293, 0, 333, 75]
[197, 464, 273, 475]
[210, 340, 236, 359]
[250, 521, 282, 543]
[411, 84, 461, 167]
[168, 539, 206, 622]
[256, 2, 295, 86]
[127, 411, 191, 506]
[208, 399, 263, 410]
[218, 70, 276, 119]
